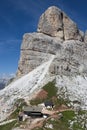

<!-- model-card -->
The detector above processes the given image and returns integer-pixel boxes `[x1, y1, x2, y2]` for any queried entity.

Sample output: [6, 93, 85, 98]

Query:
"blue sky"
[0, 0, 87, 75]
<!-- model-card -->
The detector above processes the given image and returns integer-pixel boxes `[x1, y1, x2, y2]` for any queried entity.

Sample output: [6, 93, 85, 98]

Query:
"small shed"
[23, 106, 43, 117]
[44, 101, 54, 108]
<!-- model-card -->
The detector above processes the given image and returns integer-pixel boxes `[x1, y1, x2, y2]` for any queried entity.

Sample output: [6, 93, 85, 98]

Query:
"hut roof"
[23, 106, 43, 112]
[44, 100, 54, 106]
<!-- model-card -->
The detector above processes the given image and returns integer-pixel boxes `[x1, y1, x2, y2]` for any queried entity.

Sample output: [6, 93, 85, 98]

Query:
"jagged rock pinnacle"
[37, 6, 83, 41]
[17, 6, 86, 77]
[37, 6, 64, 39]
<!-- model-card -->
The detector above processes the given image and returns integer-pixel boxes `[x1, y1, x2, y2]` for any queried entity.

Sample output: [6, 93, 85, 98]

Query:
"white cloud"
[0, 73, 15, 79]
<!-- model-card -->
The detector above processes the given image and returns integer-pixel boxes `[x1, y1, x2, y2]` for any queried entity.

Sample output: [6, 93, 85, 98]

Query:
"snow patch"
[0, 55, 55, 122]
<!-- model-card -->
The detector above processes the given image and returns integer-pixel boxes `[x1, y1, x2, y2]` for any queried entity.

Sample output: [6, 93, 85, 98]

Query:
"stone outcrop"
[17, 6, 87, 77]
[37, 6, 83, 41]
[37, 6, 64, 39]
[63, 13, 82, 41]
[17, 33, 62, 76]
[49, 40, 87, 76]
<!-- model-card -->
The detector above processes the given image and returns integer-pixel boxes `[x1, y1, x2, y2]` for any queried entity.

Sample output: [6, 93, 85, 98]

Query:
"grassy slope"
[0, 120, 17, 130]
[30, 81, 58, 105]
[33, 110, 86, 130]
[30, 81, 69, 107]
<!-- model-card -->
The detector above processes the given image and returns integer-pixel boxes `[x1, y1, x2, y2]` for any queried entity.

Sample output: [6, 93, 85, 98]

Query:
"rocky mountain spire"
[17, 6, 87, 77]
[37, 6, 83, 41]
[37, 6, 64, 39]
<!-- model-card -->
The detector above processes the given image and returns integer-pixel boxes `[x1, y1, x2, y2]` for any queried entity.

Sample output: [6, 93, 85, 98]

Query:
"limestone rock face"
[17, 6, 87, 77]
[17, 33, 62, 76]
[37, 6, 83, 41]
[37, 6, 64, 39]
[49, 40, 87, 76]
[63, 13, 82, 41]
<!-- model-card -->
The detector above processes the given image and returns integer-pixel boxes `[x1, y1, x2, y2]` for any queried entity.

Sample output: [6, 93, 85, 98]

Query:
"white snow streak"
[0, 54, 87, 122]
[0, 55, 55, 122]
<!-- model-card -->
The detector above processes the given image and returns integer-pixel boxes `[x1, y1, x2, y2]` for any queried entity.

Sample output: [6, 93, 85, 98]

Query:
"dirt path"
[0, 119, 16, 126]
[27, 118, 44, 130]
[12, 118, 44, 130]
